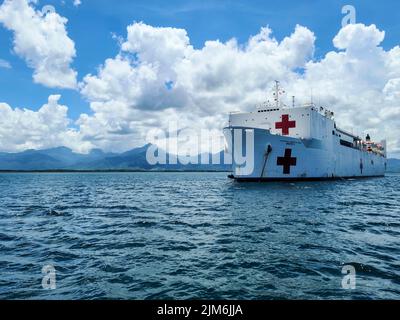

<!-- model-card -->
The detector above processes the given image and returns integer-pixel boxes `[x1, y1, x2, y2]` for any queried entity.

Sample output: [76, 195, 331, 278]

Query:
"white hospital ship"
[224, 81, 387, 181]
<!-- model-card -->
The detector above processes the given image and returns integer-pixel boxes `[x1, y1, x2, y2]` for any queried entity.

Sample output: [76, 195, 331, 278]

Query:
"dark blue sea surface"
[0, 172, 399, 300]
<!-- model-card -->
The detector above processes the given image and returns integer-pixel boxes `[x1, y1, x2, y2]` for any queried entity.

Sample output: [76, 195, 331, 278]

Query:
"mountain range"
[0, 145, 230, 171]
[0, 145, 399, 172]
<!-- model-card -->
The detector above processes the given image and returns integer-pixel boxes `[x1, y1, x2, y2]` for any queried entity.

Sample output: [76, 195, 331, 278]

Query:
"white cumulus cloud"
[287, 24, 400, 155]
[0, 0, 77, 89]
[1, 21, 399, 157]
[0, 95, 89, 153]
[77, 22, 400, 156]
[78, 22, 316, 152]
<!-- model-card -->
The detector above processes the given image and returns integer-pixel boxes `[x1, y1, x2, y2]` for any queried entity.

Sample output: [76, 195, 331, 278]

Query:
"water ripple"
[0, 172, 399, 299]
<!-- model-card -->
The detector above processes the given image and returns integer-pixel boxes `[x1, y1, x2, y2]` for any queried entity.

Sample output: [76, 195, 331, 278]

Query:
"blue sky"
[1, 0, 399, 120]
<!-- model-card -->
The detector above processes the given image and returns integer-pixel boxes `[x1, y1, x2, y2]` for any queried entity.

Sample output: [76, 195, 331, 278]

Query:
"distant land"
[0, 144, 399, 173]
[0, 144, 230, 172]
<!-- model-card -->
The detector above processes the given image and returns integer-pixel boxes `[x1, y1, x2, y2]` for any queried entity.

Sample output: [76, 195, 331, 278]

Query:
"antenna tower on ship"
[272, 80, 285, 108]
[310, 88, 314, 106]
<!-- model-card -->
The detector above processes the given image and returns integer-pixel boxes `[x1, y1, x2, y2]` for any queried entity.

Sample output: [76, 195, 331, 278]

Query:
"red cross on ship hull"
[275, 114, 296, 136]
[277, 149, 297, 175]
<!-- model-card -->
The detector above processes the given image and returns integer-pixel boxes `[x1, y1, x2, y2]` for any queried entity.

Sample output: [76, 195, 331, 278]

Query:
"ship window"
[332, 130, 335, 135]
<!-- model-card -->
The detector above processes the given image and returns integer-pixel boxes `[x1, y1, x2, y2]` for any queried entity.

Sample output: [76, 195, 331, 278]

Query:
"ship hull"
[224, 126, 386, 181]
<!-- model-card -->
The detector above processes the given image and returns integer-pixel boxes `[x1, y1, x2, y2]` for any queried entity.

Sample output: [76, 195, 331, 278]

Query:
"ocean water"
[0, 172, 399, 300]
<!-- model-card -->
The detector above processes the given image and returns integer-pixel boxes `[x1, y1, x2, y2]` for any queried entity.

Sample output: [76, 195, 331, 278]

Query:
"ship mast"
[273, 80, 285, 109]
[274, 80, 280, 108]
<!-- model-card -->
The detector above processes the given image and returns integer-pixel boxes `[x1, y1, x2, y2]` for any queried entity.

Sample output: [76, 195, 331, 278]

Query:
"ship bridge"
[228, 81, 336, 142]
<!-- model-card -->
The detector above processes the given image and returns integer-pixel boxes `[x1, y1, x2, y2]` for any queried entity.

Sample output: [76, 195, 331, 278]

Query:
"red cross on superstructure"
[275, 114, 296, 136]
[277, 149, 297, 175]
